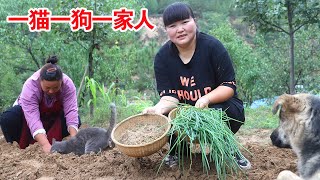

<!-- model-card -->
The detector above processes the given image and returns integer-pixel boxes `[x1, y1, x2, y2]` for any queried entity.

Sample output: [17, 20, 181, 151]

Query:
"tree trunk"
[88, 44, 95, 118]
[27, 46, 40, 69]
[289, 33, 295, 94]
[77, 64, 88, 100]
[89, 0, 97, 118]
[287, 0, 295, 94]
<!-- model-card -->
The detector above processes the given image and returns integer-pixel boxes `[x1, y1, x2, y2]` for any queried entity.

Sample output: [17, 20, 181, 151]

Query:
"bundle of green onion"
[165, 105, 247, 179]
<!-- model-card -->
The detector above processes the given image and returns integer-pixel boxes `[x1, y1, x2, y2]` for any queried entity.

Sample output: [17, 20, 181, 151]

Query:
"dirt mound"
[0, 129, 296, 180]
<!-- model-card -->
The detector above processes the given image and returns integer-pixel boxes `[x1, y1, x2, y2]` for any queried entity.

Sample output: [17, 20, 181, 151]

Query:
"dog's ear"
[272, 94, 290, 114]
[272, 103, 282, 115]
[272, 94, 306, 114]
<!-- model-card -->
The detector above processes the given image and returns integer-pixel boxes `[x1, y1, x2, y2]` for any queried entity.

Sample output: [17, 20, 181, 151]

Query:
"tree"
[236, 0, 320, 94]
[0, 1, 57, 71]
[209, 23, 261, 104]
[54, 0, 142, 117]
[0, 0, 86, 109]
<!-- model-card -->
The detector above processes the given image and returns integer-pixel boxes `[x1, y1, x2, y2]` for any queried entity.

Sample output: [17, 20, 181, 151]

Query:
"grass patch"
[243, 106, 278, 129]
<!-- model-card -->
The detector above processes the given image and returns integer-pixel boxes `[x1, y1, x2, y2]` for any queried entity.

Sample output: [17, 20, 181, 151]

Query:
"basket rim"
[111, 113, 171, 148]
[168, 108, 177, 121]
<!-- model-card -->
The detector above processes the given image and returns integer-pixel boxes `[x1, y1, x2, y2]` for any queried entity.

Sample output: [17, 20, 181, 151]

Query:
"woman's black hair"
[162, 2, 195, 27]
[40, 55, 63, 81]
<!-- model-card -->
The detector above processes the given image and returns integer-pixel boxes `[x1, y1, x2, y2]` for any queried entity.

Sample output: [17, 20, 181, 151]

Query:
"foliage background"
[0, 0, 319, 125]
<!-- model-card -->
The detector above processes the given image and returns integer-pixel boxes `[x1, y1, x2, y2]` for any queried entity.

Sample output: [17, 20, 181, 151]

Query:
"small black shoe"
[235, 153, 251, 170]
[165, 155, 178, 167]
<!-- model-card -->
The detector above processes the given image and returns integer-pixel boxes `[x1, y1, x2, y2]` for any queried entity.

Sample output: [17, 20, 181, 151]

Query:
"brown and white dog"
[270, 93, 320, 180]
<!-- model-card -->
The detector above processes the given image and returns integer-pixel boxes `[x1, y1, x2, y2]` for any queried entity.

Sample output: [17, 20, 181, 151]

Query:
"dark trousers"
[169, 97, 245, 155]
[0, 105, 81, 144]
[208, 97, 245, 134]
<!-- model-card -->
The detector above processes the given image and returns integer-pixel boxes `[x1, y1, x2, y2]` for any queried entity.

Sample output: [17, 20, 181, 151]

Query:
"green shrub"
[243, 106, 278, 129]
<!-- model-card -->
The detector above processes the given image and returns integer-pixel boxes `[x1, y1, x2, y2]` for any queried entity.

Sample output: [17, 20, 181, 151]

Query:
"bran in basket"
[119, 122, 167, 145]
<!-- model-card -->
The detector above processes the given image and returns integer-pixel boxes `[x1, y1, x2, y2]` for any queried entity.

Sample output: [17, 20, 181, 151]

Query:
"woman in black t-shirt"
[143, 2, 251, 170]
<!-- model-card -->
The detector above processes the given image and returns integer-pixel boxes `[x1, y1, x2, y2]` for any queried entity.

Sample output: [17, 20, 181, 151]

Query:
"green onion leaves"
[164, 105, 248, 179]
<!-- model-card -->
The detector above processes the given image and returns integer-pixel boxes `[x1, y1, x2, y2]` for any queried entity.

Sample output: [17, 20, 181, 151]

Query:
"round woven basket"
[111, 113, 170, 157]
